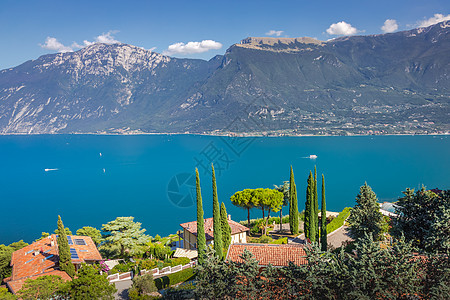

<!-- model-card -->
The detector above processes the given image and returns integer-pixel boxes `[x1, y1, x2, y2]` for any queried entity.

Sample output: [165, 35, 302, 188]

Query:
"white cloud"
[40, 31, 122, 53]
[266, 30, 284, 37]
[39, 37, 73, 52]
[163, 40, 222, 55]
[326, 21, 358, 36]
[381, 19, 398, 33]
[417, 13, 450, 27]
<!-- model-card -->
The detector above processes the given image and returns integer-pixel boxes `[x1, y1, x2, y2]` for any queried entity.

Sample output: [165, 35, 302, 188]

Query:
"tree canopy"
[348, 183, 386, 241]
[60, 264, 117, 300]
[76, 226, 102, 245]
[16, 275, 65, 300]
[101, 217, 149, 257]
[395, 187, 450, 252]
[0, 241, 28, 283]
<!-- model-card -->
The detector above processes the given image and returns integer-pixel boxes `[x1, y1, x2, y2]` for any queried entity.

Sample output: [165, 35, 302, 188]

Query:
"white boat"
[309, 155, 318, 159]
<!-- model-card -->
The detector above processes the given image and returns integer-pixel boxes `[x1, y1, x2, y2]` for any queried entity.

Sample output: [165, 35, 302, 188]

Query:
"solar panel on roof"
[67, 236, 73, 245]
[70, 248, 79, 259]
[74, 239, 86, 245]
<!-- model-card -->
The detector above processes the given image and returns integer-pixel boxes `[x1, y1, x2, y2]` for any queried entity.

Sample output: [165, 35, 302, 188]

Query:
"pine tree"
[212, 164, 223, 260]
[348, 183, 386, 241]
[289, 166, 299, 235]
[57, 215, 75, 278]
[320, 174, 327, 251]
[220, 202, 232, 252]
[304, 171, 313, 239]
[196, 168, 206, 264]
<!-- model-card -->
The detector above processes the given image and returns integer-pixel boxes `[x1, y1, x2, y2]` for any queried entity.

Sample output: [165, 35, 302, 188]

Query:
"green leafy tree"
[212, 164, 223, 260]
[395, 188, 450, 252]
[76, 226, 102, 245]
[102, 217, 149, 257]
[230, 189, 259, 227]
[61, 264, 116, 300]
[274, 181, 290, 228]
[348, 183, 386, 241]
[0, 241, 28, 283]
[16, 275, 65, 300]
[128, 273, 157, 298]
[57, 215, 75, 278]
[0, 287, 16, 300]
[320, 174, 327, 251]
[289, 166, 299, 235]
[196, 168, 206, 264]
[220, 202, 232, 252]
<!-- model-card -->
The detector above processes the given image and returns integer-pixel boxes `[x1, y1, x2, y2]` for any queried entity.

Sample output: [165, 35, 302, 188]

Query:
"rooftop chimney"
[228, 214, 231, 221]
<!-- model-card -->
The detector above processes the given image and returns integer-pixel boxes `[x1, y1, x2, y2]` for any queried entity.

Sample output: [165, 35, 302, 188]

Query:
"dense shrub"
[326, 207, 351, 233]
[110, 262, 135, 274]
[154, 268, 195, 290]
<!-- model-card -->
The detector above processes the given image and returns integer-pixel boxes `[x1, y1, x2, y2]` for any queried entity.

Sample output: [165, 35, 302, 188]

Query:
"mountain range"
[0, 21, 449, 135]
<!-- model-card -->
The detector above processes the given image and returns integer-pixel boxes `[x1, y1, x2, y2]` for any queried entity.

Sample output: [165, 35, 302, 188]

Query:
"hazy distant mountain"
[1, 21, 449, 135]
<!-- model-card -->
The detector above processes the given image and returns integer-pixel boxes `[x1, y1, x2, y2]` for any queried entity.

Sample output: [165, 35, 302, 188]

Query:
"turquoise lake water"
[1, 134, 449, 244]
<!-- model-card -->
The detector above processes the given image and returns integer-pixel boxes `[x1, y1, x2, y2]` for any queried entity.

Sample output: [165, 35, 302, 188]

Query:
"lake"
[0, 134, 449, 244]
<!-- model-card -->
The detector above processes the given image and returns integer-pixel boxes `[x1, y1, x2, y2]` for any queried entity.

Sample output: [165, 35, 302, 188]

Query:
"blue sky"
[0, 0, 449, 70]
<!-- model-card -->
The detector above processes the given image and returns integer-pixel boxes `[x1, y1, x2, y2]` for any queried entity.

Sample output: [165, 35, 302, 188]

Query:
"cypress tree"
[220, 202, 232, 252]
[289, 166, 299, 235]
[212, 164, 223, 259]
[320, 174, 327, 251]
[313, 166, 319, 242]
[196, 168, 206, 264]
[57, 215, 75, 278]
[304, 171, 313, 239]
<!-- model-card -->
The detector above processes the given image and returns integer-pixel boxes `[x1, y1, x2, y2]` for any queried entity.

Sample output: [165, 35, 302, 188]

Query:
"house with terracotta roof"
[226, 243, 307, 267]
[180, 217, 249, 250]
[4, 234, 102, 294]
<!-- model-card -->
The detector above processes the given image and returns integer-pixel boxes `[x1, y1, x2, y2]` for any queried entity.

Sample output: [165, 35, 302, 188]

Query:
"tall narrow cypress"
[320, 174, 327, 251]
[196, 168, 206, 264]
[220, 202, 231, 252]
[57, 215, 75, 278]
[289, 166, 299, 235]
[304, 171, 313, 239]
[308, 171, 317, 243]
[212, 164, 223, 259]
[313, 166, 319, 242]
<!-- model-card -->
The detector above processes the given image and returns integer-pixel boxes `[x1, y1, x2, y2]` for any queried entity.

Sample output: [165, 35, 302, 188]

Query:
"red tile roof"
[226, 243, 307, 267]
[180, 218, 249, 241]
[7, 270, 71, 294]
[7, 234, 102, 294]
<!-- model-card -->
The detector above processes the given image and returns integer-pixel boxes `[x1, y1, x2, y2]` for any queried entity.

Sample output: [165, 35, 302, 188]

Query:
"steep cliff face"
[0, 43, 221, 133]
[0, 22, 449, 134]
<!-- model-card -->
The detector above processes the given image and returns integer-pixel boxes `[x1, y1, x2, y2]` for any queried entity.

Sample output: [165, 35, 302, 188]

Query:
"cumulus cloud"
[381, 19, 398, 33]
[266, 30, 284, 36]
[326, 21, 358, 35]
[163, 40, 222, 55]
[40, 31, 123, 53]
[40, 37, 74, 52]
[417, 13, 450, 27]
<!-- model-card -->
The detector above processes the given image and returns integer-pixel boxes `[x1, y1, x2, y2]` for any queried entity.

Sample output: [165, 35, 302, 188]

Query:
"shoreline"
[0, 132, 448, 138]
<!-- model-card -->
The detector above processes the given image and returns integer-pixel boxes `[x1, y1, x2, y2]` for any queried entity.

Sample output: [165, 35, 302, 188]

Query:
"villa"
[180, 216, 249, 250]
[4, 234, 102, 294]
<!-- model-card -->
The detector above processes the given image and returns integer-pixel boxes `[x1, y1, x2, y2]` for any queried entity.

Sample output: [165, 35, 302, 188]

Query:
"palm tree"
[274, 181, 290, 232]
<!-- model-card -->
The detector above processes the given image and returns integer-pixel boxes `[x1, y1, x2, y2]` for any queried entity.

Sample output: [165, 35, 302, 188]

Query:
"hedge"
[326, 207, 352, 234]
[154, 268, 195, 290]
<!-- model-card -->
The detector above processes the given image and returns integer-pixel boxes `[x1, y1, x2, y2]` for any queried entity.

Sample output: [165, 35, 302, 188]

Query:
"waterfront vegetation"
[0, 166, 448, 299]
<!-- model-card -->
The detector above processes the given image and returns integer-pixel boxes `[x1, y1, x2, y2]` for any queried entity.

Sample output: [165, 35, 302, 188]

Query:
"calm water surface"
[0, 134, 448, 244]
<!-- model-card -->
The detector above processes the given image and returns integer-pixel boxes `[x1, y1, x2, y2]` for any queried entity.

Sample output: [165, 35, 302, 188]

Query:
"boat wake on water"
[44, 168, 59, 172]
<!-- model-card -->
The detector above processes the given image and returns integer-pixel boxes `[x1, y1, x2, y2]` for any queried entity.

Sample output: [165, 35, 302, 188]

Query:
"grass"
[326, 207, 352, 234]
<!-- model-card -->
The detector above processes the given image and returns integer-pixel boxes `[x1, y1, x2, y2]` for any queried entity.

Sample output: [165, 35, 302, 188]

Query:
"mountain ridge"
[0, 21, 449, 135]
